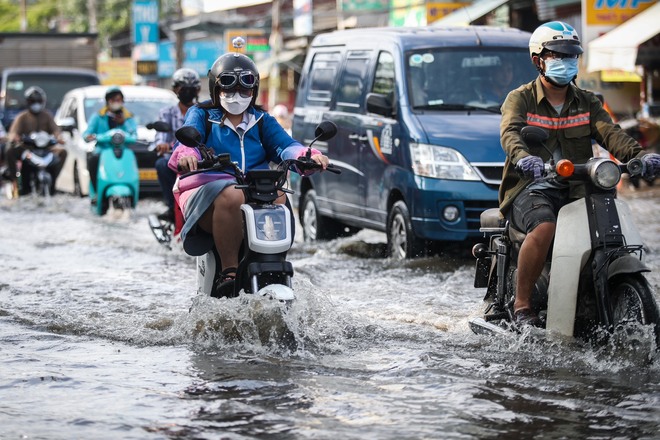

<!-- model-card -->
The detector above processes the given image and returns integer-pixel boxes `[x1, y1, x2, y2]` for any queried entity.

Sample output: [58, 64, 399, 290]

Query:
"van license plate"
[139, 168, 157, 181]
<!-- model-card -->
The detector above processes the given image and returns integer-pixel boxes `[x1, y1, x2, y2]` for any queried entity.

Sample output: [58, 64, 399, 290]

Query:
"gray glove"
[641, 153, 660, 179]
[516, 155, 544, 180]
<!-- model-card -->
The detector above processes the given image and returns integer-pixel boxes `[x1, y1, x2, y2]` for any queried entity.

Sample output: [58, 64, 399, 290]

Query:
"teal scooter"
[90, 128, 139, 215]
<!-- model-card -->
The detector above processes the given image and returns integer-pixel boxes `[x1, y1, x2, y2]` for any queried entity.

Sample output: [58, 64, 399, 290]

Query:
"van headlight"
[410, 143, 479, 180]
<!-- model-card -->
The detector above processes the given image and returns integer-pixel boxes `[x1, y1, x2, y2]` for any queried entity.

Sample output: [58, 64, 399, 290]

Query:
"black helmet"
[172, 68, 201, 89]
[24, 86, 46, 104]
[105, 86, 124, 102]
[207, 52, 260, 107]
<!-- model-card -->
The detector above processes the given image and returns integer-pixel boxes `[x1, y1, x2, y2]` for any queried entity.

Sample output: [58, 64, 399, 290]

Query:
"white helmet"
[528, 21, 583, 58]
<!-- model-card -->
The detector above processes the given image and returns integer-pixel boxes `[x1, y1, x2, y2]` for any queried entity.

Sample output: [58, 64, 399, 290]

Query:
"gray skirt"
[181, 179, 237, 256]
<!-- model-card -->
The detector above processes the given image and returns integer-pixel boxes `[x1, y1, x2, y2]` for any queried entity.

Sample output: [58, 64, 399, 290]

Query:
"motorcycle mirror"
[175, 126, 202, 147]
[147, 121, 173, 133]
[314, 121, 338, 142]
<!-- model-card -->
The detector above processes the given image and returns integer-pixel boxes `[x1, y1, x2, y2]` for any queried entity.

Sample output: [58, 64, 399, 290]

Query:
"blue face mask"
[543, 58, 578, 86]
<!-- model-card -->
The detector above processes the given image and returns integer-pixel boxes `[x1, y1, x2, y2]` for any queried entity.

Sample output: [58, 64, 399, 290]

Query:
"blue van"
[291, 26, 537, 258]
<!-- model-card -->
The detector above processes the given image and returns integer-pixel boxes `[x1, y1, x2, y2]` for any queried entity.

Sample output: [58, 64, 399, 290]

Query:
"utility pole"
[20, 0, 27, 32]
[175, 0, 185, 69]
[268, 0, 282, 111]
[87, 0, 97, 33]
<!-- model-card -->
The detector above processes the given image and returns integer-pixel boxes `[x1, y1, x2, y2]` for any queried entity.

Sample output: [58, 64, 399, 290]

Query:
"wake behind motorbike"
[470, 126, 660, 347]
[174, 121, 340, 303]
[90, 128, 139, 216]
[16, 131, 60, 197]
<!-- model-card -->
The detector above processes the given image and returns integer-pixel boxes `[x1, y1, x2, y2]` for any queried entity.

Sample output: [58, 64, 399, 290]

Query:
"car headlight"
[410, 143, 479, 180]
[588, 159, 621, 190]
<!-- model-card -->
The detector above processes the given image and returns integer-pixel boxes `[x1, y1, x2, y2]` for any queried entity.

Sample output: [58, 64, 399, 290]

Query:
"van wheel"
[300, 190, 340, 241]
[387, 201, 426, 259]
[73, 162, 84, 197]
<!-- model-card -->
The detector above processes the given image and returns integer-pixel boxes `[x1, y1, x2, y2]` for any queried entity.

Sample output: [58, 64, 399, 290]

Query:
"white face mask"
[108, 102, 123, 112]
[221, 94, 252, 115]
[29, 103, 44, 113]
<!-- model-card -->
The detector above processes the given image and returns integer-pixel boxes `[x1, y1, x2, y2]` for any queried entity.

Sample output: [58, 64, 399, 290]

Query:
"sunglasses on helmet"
[218, 71, 257, 90]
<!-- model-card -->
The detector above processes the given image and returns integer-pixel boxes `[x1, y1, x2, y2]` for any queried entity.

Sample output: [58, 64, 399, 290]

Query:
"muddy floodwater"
[1, 187, 659, 439]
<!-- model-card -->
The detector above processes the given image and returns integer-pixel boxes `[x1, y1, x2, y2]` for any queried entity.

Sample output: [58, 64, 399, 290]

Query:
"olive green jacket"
[499, 78, 643, 215]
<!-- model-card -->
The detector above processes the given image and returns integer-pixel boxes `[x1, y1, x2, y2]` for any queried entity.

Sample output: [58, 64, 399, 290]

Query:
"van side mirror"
[57, 116, 76, 133]
[366, 93, 394, 118]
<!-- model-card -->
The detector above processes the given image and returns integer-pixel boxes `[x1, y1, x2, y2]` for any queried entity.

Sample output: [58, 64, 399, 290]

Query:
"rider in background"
[499, 21, 660, 327]
[83, 86, 137, 200]
[5, 86, 66, 196]
[169, 44, 331, 297]
[154, 68, 201, 222]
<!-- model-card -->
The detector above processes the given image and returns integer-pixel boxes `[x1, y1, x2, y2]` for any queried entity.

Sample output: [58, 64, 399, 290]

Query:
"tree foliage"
[0, 0, 135, 50]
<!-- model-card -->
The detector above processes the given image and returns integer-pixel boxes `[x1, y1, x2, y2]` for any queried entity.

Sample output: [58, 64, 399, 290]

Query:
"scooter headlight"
[111, 132, 125, 146]
[588, 159, 621, 190]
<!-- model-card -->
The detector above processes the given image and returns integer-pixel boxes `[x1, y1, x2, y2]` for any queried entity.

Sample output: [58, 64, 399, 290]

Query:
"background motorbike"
[470, 126, 660, 347]
[18, 131, 59, 197]
[175, 121, 340, 303]
[145, 120, 177, 247]
[90, 128, 139, 216]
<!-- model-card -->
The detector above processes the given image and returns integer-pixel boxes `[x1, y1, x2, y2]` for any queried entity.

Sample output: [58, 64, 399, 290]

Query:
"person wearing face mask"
[83, 86, 137, 200]
[499, 21, 660, 327]
[6, 86, 66, 196]
[168, 42, 333, 297]
[153, 68, 201, 222]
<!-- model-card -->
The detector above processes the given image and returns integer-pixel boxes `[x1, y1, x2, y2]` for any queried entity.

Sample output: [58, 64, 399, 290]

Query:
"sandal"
[212, 267, 237, 298]
[513, 308, 543, 328]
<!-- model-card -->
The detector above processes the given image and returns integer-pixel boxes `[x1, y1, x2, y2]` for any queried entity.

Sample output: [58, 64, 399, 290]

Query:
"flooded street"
[1, 188, 660, 439]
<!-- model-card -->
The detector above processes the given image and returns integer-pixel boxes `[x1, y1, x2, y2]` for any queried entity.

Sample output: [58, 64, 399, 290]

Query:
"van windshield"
[5, 72, 99, 113]
[407, 48, 537, 111]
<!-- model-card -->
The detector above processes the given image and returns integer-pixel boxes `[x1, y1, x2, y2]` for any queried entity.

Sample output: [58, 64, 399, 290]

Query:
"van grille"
[465, 200, 499, 231]
[472, 163, 504, 191]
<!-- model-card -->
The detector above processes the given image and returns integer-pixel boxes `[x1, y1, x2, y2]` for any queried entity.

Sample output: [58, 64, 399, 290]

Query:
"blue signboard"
[158, 40, 225, 78]
[133, 0, 159, 45]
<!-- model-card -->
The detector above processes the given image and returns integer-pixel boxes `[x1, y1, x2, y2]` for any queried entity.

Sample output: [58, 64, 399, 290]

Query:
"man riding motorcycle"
[154, 68, 201, 222]
[499, 21, 660, 327]
[5, 86, 66, 196]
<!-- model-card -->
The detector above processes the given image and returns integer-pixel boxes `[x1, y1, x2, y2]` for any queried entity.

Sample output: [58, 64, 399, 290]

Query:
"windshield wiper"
[414, 103, 501, 114]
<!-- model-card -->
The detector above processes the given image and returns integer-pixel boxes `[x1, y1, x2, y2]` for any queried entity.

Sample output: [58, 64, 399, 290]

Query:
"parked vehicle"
[55, 85, 178, 196]
[0, 67, 100, 131]
[291, 26, 538, 258]
[469, 126, 660, 347]
[175, 121, 339, 302]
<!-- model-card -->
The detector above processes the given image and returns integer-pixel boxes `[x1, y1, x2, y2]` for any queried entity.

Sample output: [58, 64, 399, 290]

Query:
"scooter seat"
[480, 208, 502, 228]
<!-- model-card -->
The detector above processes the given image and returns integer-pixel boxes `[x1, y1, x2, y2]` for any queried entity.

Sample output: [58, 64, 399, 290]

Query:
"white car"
[54, 85, 178, 196]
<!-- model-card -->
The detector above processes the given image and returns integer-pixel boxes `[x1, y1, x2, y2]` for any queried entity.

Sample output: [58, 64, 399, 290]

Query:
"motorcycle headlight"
[32, 132, 50, 148]
[410, 143, 479, 180]
[588, 159, 621, 190]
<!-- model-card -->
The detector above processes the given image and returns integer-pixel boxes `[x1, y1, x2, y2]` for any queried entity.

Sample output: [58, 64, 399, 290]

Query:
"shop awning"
[256, 49, 305, 79]
[587, 2, 660, 73]
[431, 0, 510, 26]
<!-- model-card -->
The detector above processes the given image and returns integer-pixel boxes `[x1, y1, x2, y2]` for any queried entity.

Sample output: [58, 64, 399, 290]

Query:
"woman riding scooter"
[169, 38, 331, 298]
[84, 86, 137, 202]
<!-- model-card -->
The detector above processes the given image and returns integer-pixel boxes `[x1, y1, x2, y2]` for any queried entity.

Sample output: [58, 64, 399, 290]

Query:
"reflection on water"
[0, 193, 659, 439]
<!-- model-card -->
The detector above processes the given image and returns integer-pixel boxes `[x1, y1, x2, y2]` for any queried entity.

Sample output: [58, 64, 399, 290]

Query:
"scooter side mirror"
[521, 125, 549, 146]
[314, 121, 338, 142]
[147, 121, 173, 133]
[175, 126, 202, 147]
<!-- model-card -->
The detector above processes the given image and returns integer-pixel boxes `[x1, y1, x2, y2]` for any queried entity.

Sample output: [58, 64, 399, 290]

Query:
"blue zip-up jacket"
[168, 104, 319, 195]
